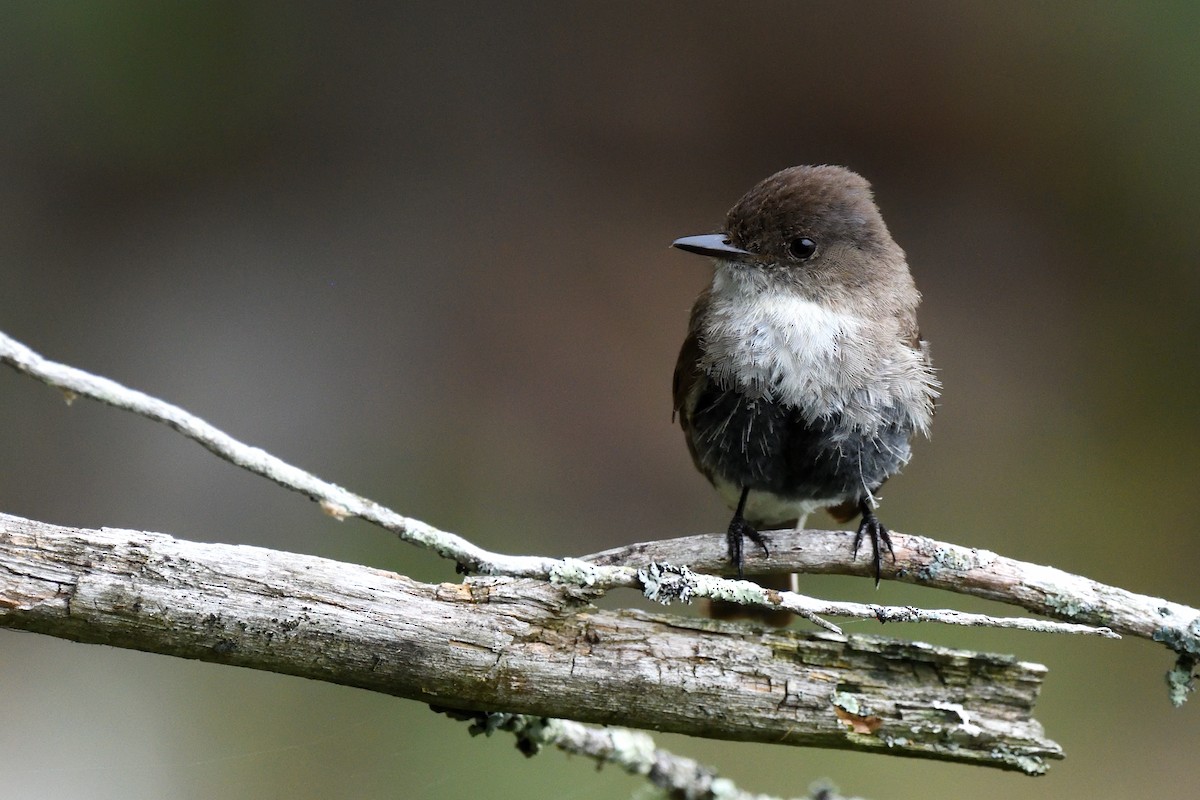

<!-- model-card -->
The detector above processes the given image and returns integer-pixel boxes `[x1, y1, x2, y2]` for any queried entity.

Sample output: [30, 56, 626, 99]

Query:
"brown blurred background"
[1, 3, 1197, 798]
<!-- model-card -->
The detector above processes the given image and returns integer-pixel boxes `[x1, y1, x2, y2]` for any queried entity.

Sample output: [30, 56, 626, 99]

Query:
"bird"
[671, 165, 937, 599]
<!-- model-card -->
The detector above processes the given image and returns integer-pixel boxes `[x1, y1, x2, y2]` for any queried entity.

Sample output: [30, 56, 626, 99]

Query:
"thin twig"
[0, 330, 550, 577]
[637, 562, 1116, 637]
[0, 329, 1133, 643]
[432, 709, 856, 800]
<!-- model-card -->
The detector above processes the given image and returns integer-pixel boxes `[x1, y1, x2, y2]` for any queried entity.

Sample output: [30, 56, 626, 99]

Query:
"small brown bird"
[672, 165, 937, 592]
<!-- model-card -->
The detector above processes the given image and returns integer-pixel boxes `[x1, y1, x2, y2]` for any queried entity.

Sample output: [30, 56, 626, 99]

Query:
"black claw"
[726, 487, 769, 579]
[852, 499, 895, 588]
[727, 519, 769, 579]
[747, 526, 770, 558]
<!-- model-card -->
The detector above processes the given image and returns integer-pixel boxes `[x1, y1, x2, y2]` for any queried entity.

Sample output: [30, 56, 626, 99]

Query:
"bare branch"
[637, 562, 1117, 638]
[432, 709, 860, 800]
[0, 331, 1136, 643]
[0, 513, 1062, 775]
[7, 324, 1194, 791]
[0, 330, 549, 578]
[587, 533, 1198, 658]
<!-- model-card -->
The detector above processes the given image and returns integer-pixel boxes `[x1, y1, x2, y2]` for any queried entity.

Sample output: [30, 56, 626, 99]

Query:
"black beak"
[671, 234, 753, 259]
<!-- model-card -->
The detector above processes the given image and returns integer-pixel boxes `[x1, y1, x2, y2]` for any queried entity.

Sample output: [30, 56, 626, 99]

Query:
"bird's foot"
[852, 507, 895, 588]
[727, 517, 769, 580]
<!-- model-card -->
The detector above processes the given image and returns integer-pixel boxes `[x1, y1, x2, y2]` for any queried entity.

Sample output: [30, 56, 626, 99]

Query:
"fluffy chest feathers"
[698, 280, 936, 435]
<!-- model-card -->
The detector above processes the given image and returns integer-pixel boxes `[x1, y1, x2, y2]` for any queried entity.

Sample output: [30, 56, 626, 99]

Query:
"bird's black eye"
[788, 237, 817, 260]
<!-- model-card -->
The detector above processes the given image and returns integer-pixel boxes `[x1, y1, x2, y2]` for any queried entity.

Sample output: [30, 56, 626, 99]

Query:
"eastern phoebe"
[671, 165, 937, 590]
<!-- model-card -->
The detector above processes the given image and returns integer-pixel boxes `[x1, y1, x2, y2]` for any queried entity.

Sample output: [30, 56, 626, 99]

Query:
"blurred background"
[1, 2, 1197, 798]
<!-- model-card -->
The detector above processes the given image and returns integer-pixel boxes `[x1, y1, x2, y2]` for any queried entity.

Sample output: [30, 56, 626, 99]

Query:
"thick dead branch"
[0, 513, 1060, 774]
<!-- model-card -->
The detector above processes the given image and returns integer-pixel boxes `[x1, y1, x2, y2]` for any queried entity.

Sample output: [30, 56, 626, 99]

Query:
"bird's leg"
[727, 486, 769, 579]
[852, 497, 895, 587]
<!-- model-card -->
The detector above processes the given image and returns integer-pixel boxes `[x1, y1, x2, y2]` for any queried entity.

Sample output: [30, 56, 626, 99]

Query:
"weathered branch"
[2, 325, 1196, 794]
[634, 561, 1116, 638]
[587, 532, 1200, 705]
[0, 513, 1061, 775]
[0, 330, 1138, 643]
[432, 708, 861, 800]
[0, 329, 555, 579]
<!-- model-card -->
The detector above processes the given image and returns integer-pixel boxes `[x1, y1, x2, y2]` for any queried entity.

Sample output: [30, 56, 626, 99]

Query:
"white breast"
[700, 268, 936, 435]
